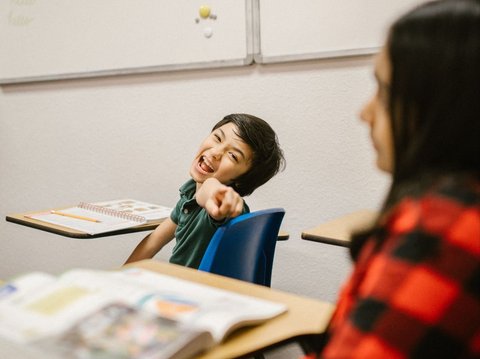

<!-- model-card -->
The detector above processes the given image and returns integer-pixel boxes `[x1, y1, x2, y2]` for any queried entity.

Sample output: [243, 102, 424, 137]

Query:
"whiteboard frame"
[0, 0, 255, 85]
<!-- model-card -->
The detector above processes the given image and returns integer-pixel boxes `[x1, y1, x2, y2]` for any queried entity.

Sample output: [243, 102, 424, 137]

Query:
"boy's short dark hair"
[212, 113, 285, 196]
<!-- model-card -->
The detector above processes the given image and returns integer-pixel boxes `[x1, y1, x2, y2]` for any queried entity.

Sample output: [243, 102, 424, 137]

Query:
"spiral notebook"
[26, 199, 172, 236]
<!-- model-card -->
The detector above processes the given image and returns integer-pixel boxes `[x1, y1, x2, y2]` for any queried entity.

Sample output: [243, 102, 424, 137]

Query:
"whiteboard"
[254, 0, 428, 63]
[0, 0, 253, 84]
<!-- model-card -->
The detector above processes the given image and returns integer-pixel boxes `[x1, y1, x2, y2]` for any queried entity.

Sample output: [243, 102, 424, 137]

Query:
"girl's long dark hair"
[351, 0, 480, 259]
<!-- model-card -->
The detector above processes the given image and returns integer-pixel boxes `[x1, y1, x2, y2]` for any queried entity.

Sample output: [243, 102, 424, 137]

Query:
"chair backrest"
[198, 208, 285, 287]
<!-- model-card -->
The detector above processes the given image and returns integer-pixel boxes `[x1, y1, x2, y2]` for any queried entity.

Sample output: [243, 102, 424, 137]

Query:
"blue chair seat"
[198, 208, 286, 287]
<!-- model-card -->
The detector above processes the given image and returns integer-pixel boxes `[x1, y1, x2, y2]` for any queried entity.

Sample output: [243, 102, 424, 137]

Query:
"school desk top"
[5, 208, 164, 239]
[301, 209, 378, 247]
[6, 209, 289, 240]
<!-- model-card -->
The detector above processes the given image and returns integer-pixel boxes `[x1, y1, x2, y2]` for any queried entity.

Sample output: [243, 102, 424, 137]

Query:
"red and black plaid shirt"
[308, 176, 480, 358]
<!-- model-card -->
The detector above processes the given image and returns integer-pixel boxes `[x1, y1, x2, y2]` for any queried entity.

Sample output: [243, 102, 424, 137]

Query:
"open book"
[0, 267, 287, 359]
[25, 199, 172, 235]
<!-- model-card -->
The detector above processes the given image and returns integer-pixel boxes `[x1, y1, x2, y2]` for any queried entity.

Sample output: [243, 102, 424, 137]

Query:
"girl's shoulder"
[382, 174, 479, 256]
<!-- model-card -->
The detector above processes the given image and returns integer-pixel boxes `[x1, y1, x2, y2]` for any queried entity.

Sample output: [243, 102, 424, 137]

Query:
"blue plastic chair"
[198, 208, 286, 287]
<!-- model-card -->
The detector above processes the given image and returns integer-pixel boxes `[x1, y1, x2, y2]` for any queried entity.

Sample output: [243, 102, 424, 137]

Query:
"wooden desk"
[126, 260, 335, 358]
[301, 210, 377, 247]
[5, 209, 163, 239]
[6, 211, 289, 241]
[277, 230, 289, 240]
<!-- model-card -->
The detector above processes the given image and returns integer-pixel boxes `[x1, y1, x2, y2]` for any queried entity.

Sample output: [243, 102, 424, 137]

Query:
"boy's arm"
[196, 178, 245, 221]
[123, 217, 177, 265]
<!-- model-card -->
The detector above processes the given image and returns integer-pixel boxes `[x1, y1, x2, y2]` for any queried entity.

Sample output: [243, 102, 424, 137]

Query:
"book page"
[26, 206, 146, 235]
[0, 268, 287, 353]
[0, 274, 213, 359]
[34, 303, 211, 359]
[0, 272, 114, 343]
[93, 199, 172, 222]
[60, 268, 287, 343]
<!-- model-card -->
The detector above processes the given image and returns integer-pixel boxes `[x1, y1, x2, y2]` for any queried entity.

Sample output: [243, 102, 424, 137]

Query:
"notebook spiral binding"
[78, 202, 146, 223]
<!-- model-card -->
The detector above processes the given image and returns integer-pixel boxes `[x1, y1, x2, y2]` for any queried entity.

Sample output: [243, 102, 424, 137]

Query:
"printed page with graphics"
[0, 267, 287, 359]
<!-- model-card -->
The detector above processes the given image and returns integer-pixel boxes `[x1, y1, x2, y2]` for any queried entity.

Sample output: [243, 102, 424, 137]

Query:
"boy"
[125, 113, 285, 268]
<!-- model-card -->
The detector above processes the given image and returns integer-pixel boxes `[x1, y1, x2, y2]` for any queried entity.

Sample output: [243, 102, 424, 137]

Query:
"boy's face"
[190, 122, 253, 186]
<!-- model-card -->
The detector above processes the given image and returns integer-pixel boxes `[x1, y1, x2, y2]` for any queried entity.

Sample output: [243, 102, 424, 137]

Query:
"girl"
[309, 1, 480, 358]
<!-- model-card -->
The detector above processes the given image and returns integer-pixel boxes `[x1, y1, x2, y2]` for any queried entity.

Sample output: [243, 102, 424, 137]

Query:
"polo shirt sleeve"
[170, 199, 182, 225]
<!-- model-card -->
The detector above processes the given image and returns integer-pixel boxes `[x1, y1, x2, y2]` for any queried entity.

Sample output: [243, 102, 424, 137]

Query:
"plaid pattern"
[313, 176, 480, 358]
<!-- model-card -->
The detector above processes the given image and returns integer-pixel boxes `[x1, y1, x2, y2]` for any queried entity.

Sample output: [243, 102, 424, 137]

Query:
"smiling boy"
[125, 114, 285, 268]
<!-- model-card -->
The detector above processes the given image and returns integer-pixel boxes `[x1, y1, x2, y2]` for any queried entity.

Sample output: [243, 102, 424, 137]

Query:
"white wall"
[0, 56, 389, 357]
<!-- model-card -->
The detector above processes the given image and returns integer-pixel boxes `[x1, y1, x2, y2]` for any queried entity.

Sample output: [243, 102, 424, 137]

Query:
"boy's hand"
[197, 178, 244, 221]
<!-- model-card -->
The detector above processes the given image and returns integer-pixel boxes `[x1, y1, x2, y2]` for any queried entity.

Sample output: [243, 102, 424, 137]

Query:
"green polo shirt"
[169, 179, 250, 269]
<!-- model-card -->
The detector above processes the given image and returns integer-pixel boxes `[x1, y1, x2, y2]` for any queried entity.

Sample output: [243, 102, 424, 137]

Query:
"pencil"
[50, 210, 101, 223]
